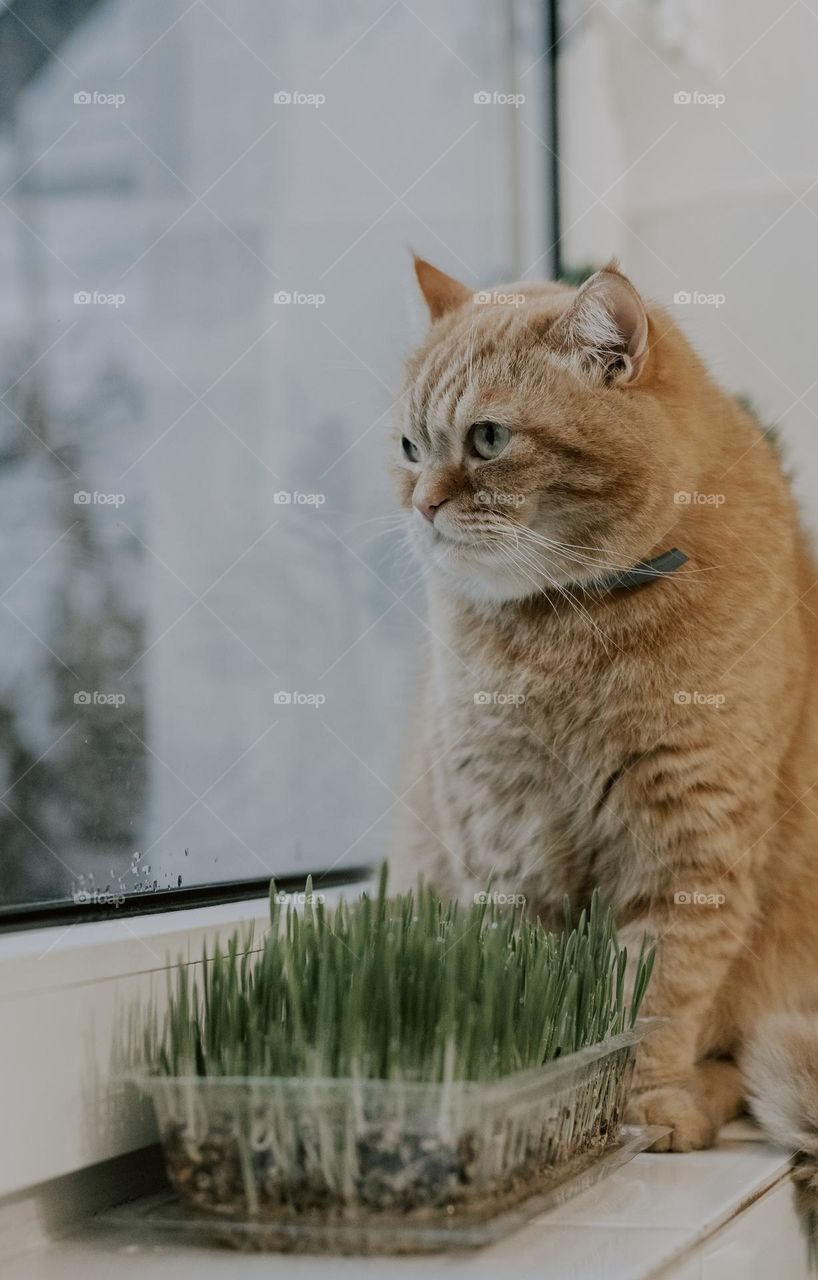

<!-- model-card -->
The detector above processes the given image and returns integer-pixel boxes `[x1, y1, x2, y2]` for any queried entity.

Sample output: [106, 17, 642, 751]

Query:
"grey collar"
[580, 547, 688, 594]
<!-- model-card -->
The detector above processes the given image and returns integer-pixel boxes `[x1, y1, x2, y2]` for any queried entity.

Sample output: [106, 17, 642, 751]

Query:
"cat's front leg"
[618, 872, 755, 1151]
[626, 1060, 745, 1152]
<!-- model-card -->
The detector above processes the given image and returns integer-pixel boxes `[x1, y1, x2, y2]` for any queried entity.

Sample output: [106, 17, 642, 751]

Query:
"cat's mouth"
[413, 512, 597, 595]
[429, 524, 460, 545]
[416, 518, 501, 566]
[418, 517, 477, 549]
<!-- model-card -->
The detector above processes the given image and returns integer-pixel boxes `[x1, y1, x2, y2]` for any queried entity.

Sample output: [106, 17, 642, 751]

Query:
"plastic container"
[134, 1021, 658, 1254]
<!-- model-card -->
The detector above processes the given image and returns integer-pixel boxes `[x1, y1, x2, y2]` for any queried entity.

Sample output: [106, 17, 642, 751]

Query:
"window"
[0, 0, 556, 921]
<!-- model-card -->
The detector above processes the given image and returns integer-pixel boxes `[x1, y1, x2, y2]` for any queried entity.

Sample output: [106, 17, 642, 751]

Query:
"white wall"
[559, 0, 818, 531]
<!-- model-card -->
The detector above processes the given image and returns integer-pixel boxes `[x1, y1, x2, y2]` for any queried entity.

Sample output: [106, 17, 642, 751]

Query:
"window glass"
[0, 0, 550, 915]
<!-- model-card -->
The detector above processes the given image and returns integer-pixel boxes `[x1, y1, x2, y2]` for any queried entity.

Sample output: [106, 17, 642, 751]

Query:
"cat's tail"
[742, 1012, 818, 1211]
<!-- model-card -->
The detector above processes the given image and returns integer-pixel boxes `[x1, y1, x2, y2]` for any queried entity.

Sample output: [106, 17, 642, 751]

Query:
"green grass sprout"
[142, 870, 653, 1084]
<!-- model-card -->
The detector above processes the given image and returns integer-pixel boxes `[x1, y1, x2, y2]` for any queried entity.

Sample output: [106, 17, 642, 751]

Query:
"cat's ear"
[551, 263, 649, 385]
[413, 256, 472, 321]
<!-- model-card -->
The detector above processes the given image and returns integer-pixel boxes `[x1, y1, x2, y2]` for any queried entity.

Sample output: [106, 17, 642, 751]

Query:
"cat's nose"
[414, 494, 449, 523]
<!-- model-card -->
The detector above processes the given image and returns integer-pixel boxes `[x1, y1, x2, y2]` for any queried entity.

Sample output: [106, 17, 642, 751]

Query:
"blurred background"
[0, 0, 813, 915]
[0, 0, 549, 912]
[559, 0, 818, 529]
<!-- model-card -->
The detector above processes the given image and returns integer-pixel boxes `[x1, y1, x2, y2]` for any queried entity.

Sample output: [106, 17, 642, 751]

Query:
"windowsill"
[0, 1122, 803, 1280]
[1, 897, 804, 1277]
[0, 884, 365, 1204]
[0, 894, 271, 994]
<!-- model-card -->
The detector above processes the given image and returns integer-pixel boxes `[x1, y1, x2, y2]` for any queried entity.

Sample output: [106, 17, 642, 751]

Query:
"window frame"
[0, 0, 561, 932]
[0, 864, 370, 933]
[0, 1, 563, 1220]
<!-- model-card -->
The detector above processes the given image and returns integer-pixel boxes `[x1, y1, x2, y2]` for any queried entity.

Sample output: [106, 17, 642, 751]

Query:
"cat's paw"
[626, 1084, 718, 1152]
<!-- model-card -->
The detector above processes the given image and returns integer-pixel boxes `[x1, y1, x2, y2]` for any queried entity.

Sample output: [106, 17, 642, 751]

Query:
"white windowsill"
[0, 895, 806, 1278]
[0, 887, 359, 1204]
[0, 1122, 804, 1280]
[0, 895, 271, 995]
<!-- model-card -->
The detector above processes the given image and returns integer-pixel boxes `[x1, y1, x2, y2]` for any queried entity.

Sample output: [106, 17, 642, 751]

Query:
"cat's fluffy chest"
[427, 612, 633, 912]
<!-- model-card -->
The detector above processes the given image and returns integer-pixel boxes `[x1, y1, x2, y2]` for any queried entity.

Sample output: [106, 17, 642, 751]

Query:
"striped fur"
[391, 259, 818, 1154]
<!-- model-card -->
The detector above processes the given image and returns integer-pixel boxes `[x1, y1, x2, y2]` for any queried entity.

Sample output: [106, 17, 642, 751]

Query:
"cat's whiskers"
[430, 516, 695, 648]
[357, 522, 413, 549]
[404, 530, 461, 592]
[495, 522, 631, 579]
[478, 516, 623, 585]
[485, 530, 614, 657]
[349, 512, 414, 529]
[485, 518, 682, 588]
[494, 520, 719, 582]
[504, 529, 696, 637]
[486, 537, 563, 626]
[391, 531, 428, 584]
[488, 544, 598, 678]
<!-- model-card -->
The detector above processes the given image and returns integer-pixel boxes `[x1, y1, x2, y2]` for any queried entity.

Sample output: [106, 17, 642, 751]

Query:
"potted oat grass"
[133, 869, 655, 1253]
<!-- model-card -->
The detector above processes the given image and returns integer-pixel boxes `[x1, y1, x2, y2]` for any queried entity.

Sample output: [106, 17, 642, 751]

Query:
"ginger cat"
[392, 256, 818, 1157]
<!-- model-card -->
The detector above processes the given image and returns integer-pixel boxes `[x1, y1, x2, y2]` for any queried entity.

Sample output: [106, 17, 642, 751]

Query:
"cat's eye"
[401, 436, 421, 463]
[471, 420, 511, 460]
